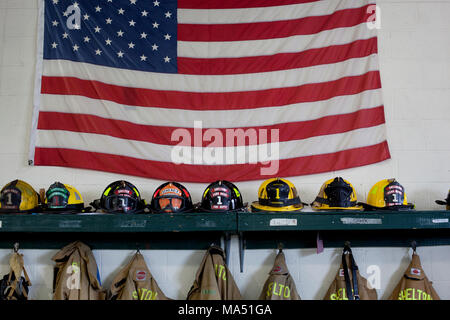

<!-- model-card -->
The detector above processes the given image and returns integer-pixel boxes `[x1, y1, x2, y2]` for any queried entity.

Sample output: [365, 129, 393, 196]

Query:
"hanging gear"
[251, 178, 305, 212]
[90, 180, 146, 214]
[108, 251, 170, 300]
[311, 177, 362, 211]
[199, 180, 246, 212]
[149, 182, 193, 213]
[187, 245, 242, 300]
[0, 179, 41, 213]
[388, 250, 440, 300]
[436, 189, 450, 210]
[361, 179, 415, 211]
[44, 182, 90, 214]
[259, 249, 301, 300]
[324, 244, 377, 300]
[0, 244, 31, 300]
[52, 241, 105, 300]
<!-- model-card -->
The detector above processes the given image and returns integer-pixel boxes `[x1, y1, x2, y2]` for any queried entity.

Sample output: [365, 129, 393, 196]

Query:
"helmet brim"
[251, 201, 304, 212]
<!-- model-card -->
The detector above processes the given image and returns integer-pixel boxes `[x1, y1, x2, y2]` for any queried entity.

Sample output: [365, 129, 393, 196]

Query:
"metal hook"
[277, 242, 284, 253]
[411, 240, 417, 253]
[13, 242, 19, 253]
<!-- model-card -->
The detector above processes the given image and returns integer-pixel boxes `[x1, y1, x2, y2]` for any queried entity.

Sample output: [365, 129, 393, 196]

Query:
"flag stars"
[62, 32, 69, 39]
[141, 10, 148, 17]
[95, 49, 102, 55]
[117, 51, 124, 58]
[73, 44, 79, 51]
[83, 36, 91, 43]
[129, 20, 136, 27]
[165, 11, 172, 18]
[52, 0, 59, 4]
[164, 34, 171, 40]
[140, 54, 147, 61]
[140, 32, 148, 39]
[153, 0, 160, 6]
[164, 56, 171, 63]
[94, 26, 101, 33]
[117, 30, 124, 37]
[95, 6, 102, 12]
[52, 20, 59, 27]
[73, 2, 79, 8]
[105, 38, 112, 45]
[83, 13, 90, 20]
[118, 8, 125, 14]
[151, 43, 158, 51]
[51, 42, 58, 49]
[130, 0, 137, 4]
[106, 18, 112, 24]
[152, 21, 159, 28]
[128, 42, 135, 49]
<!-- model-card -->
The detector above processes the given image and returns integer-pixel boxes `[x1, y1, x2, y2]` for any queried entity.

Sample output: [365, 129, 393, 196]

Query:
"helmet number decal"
[216, 196, 222, 205]
[275, 189, 280, 199]
[5, 193, 13, 206]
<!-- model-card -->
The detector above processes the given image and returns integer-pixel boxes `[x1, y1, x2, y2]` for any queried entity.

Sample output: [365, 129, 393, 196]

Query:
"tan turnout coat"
[109, 251, 169, 300]
[52, 241, 105, 300]
[187, 245, 241, 300]
[389, 252, 440, 300]
[259, 251, 301, 300]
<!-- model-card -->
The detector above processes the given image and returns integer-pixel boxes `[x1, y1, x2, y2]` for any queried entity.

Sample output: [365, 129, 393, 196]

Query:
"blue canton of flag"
[44, 0, 178, 73]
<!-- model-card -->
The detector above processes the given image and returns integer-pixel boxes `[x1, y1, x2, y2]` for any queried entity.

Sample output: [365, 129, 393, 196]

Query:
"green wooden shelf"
[0, 212, 237, 233]
[0, 212, 237, 255]
[238, 210, 450, 232]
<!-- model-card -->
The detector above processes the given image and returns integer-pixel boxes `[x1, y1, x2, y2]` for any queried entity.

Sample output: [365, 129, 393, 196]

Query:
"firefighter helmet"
[362, 179, 415, 211]
[0, 180, 40, 213]
[251, 178, 305, 212]
[199, 180, 245, 212]
[311, 177, 362, 211]
[435, 189, 450, 210]
[91, 180, 146, 214]
[44, 182, 86, 213]
[150, 182, 193, 213]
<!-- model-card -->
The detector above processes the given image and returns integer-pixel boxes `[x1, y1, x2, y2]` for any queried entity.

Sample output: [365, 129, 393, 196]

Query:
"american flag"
[30, 0, 391, 182]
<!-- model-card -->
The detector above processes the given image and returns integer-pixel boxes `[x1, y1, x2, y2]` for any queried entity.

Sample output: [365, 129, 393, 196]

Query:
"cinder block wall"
[0, 0, 449, 300]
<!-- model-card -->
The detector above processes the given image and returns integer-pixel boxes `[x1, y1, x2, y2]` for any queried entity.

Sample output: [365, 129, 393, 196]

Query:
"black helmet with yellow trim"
[311, 177, 362, 211]
[251, 178, 305, 212]
[150, 181, 193, 213]
[361, 179, 415, 211]
[199, 180, 245, 212]
[90, 180, 146, 214]
[44, 182, 89, 214]
[436, 189, 450, 210]
[0, 180, 41, 213]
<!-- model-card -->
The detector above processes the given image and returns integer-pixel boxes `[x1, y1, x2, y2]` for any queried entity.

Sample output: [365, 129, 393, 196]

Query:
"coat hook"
[277, 242, 284, 253]
[13, 242, 19, 253]
[411, 240, 417, 253]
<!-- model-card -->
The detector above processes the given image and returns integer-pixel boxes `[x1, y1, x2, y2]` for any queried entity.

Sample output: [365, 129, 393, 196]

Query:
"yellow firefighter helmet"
[251, 178, 305, 212]
[311, 177, 362, 211]
[0, 180, 40, 213]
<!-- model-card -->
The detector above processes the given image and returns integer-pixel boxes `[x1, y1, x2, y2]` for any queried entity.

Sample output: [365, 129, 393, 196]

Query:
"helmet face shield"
[104, 194, 138, 213]
[324, 180, 353, 208]
[150, 182, 193, 213]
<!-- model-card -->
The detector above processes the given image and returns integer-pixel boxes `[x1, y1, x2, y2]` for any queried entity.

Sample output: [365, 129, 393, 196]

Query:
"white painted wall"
[0, 0, 449, 300]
